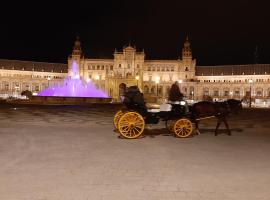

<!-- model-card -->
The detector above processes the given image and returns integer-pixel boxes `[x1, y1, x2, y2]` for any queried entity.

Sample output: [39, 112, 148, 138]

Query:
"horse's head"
[227, 99, 243, 114]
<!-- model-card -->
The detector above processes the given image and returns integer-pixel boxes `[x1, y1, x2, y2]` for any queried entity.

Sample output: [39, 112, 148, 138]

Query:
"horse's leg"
[195, 120, 201, 135]
[223, 117, 231, 136]
[215, 118, 221, 136]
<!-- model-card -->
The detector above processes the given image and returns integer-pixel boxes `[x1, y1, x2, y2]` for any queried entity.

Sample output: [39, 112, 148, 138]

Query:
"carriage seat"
[147, 103, 172, 113]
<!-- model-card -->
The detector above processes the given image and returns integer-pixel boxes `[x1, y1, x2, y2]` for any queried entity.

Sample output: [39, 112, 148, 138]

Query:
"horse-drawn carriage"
[113, 86, 243, 139]
[113, 86, 194, 139]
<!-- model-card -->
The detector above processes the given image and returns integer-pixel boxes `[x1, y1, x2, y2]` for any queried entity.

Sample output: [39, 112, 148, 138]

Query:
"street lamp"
[178, 79, 183, 92]
[135, 75, 139, 86]
[47, 77, 51, 87]
[230, 91, 233, 98]
[86, 78, 91, 83]
[249, 79, 253, 108]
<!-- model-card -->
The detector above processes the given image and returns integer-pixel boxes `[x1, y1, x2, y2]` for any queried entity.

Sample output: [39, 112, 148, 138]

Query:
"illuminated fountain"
[38, 61, 108, 98]
[6, 61, 112, 105]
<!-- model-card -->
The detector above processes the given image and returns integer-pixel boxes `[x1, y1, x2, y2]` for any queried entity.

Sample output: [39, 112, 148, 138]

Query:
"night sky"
[0, 0, 269, 65]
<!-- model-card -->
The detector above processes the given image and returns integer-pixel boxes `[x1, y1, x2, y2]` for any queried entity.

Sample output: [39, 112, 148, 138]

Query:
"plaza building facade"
[1, 37, 270, 104]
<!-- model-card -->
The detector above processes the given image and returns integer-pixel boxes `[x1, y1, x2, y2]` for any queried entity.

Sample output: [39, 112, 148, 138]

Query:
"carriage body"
[113, 86, 193, 139]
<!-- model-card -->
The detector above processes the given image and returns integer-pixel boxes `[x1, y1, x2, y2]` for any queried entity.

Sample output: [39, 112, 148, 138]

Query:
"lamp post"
[249, 79, 253, 108]
[135, 75, 139, 86]
[14, 86, 19, 97]
[47, 77, 51, 87]
[155, 77, 160, 97]
[95, 75, 100, 88]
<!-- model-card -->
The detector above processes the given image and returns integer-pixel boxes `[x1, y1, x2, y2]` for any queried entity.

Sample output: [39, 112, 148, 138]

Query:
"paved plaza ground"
[0, 104, 270, 200]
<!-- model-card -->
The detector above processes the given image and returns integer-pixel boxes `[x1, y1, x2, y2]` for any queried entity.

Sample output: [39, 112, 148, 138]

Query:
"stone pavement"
[0, 105, 270, 200]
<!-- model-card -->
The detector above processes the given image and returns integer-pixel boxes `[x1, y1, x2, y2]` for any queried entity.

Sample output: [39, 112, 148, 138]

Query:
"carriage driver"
[168, 81, 189, 113]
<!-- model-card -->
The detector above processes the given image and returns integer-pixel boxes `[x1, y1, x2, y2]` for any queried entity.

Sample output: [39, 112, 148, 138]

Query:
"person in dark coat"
[168, 82, 184, 102]
[168, 82, 189, 113]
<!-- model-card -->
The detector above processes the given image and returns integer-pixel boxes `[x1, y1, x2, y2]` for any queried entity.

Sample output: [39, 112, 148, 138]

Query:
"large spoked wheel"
[113, 110, 124, 130]
[118, 112, 145, 139]
[165, 120, 175, 133]
[173, 118, 193, 138]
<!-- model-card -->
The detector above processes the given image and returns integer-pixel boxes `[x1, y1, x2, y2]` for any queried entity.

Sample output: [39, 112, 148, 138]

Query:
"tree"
[21, 90, 32, 98]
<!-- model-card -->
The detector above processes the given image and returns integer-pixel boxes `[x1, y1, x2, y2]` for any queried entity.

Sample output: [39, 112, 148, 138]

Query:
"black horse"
[191, 99, 242, 136]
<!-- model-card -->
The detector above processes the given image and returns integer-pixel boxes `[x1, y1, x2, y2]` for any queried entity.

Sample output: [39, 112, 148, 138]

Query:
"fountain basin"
[5, 96, 113, 106]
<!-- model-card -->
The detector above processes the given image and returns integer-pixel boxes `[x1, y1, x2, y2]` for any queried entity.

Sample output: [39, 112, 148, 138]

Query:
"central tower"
[113, 44, 144, 78]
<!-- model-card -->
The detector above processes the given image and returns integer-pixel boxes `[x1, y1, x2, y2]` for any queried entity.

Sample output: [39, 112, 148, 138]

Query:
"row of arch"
[143, 85, 195, 96]
[202, 87, 270, 97]
[142, 84, 270, 98]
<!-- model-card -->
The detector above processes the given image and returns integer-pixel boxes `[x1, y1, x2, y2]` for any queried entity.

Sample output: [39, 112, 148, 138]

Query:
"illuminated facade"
[1, 37, 270, 103]
[69, 37, 270, 103]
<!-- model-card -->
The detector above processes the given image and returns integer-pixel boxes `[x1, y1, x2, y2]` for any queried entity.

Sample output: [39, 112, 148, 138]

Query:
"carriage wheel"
[118, 112, 145, 139]
[173, 118, 193, 138]
[113, 110, 124, 130]
[165, 120, 175, 132]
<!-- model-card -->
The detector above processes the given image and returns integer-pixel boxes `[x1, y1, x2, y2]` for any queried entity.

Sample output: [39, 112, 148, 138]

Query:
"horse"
[190, 99, 242, 136]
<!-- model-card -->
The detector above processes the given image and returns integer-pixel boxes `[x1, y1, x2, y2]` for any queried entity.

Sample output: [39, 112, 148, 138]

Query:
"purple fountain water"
[38, 61, 108, 97]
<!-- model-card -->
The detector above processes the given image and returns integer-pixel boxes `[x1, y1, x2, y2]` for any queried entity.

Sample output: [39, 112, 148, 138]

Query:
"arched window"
[203, 88, 209, 96]
[151, 86, 155, 94]
[224, 90, 229, 97]
[166, 86, 170, 95]
[213, 89, 219, 97]
[256, 91, 262, 97]
[158, 86, 162, 95]
[144, 85, 149, 93]
[267, 88, 270, 97]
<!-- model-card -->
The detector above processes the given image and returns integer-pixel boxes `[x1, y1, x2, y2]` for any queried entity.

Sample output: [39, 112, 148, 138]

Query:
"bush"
[21, 90, 33, 98]
[202, 95, 213, 102]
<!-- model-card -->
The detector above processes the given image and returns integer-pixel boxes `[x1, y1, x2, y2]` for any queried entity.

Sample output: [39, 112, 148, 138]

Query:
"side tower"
[181, 36, 196, 80]
[68, 36, 84, 77]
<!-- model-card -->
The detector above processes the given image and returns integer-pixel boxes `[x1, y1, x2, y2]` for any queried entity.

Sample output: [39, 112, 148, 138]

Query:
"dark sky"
[0, 0, 269, 65]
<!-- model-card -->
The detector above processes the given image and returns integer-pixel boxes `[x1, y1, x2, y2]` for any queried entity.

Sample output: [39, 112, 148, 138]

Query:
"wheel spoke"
[133, 127, 140, 133]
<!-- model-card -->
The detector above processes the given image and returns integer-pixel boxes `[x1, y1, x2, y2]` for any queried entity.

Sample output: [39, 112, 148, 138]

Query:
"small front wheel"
[165, 119, 175, 133]
[113, 110, 124, 131]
